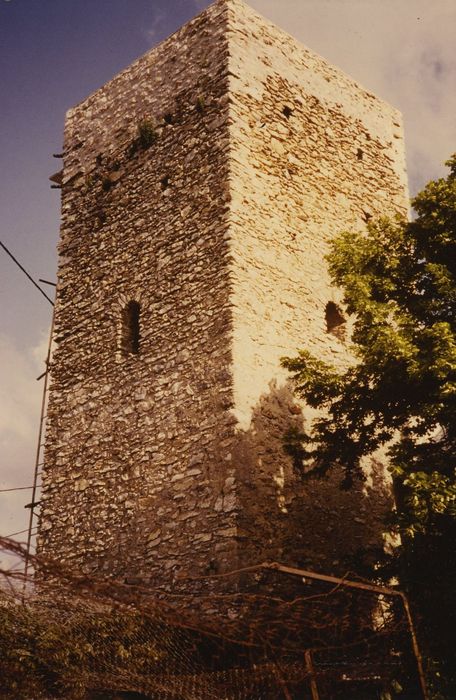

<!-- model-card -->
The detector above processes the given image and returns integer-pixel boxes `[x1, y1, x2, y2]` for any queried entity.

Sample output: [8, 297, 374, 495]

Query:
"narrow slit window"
[325, 302, 346, 341]
[122, 301, 141, 355]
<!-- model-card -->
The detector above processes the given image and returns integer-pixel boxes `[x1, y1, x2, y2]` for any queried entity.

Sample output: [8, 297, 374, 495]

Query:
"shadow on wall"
[233, 381, 393, 578]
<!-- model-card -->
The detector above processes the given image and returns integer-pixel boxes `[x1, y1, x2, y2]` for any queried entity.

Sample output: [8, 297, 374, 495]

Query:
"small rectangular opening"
[122, 301, 141, 355]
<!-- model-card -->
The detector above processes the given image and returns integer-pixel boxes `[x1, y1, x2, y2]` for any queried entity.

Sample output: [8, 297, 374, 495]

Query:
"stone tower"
[38, 0, 408, 590]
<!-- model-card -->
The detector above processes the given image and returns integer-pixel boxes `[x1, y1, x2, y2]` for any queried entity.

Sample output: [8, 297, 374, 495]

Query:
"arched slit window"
[325, 302, 346, 341]
[122, 300, 141, 355]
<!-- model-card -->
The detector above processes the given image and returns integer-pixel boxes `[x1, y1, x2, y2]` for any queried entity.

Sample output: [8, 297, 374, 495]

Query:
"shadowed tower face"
[37, 0, 408, 589]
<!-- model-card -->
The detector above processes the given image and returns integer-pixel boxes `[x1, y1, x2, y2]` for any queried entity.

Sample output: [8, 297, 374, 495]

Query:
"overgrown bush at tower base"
[0, 603, 170, 699]
[0, 595, 419, 700]
[0, 536, 426, 700]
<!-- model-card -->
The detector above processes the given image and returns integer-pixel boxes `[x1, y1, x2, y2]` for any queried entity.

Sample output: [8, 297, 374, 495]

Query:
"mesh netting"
[0, 537, 425, 699]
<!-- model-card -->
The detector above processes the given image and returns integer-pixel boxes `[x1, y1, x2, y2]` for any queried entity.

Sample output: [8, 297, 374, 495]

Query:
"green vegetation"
[127, 119, 158, 158]
[0, 601, 166, 699]
[195, 95, 205, 114]
[137, 119, 158, 149]
[282, 156, 456, 698]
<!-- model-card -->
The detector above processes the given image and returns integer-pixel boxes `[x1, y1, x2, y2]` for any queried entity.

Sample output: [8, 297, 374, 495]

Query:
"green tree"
[282, 156, 456, 697]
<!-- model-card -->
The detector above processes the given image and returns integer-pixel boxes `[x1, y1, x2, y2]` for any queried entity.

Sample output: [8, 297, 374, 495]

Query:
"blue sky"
[1, 0, 455, 554]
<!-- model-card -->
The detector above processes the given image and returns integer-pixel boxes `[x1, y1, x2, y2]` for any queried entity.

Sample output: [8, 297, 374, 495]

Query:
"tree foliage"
[282, 156, 456, 536]
[282, 156, 456, 697]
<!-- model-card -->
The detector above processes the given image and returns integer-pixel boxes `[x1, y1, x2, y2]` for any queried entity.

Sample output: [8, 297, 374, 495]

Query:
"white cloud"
[0, 331, 49, 568]
[144, 8, 166, 44]
[0, 333, 44, 455]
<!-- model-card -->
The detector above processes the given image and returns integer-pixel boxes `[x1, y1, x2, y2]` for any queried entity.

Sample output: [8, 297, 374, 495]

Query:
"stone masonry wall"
[224, 0, 408, 574]
[38, 0, 409, 589]
[38, 0, 239, 588]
